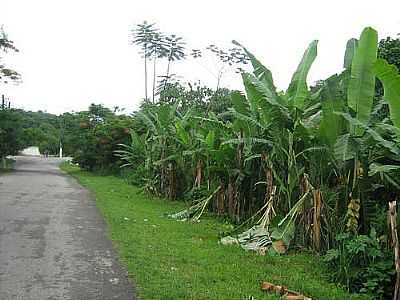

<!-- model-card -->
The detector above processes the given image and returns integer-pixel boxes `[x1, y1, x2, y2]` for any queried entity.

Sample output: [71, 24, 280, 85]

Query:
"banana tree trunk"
[168, 162, 177, 200]
[217, 181, 225, 215]
[236, 130, 244, 169]
[228, 178, 235, 218]
[195, 160, 202, 188]
[299, 174, 311, 247]
[236, 130, 244, 218]
[312, 189, 322, 252]
[262, 153, 273, 203]
[160, 140, 166, 195]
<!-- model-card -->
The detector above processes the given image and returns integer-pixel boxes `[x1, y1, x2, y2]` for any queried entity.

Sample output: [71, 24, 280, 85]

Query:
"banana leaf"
[319, 74, 345, 146]
[286, 40, 318, 110]
[232, 40, 280, 103]
[343, 38, 358, 69]
[347, 27, 377, 136]
[373, 59, 400, 132]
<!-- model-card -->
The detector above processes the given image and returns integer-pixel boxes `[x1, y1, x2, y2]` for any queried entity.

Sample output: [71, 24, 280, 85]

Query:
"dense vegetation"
[64, 104, 134, 172]
[0, 106, 66, 161]
[114, 25, 400, 298]
[62, 163, 369, 300]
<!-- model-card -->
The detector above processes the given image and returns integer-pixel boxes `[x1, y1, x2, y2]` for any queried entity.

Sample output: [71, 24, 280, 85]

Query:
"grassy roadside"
[60, 163, 369, 300]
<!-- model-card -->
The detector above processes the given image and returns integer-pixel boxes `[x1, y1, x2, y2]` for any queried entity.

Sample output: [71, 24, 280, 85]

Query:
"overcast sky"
[1, 0, 399, 115]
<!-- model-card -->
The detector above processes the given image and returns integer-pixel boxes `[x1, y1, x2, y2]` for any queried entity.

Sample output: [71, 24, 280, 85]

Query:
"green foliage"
[70, 104, 133, 172]
[347, 27, 377, 136]
[62, 163, 370, 300]
[18, 110, 62, 154]
[344, 38, 358, 69]
[373, 58, 400, 131]
[0, 108, 24, 158]
[6, 24, 400, 297]
[63, 26, 400, 298]
[0, 107, 67, 158]
[319, 74, 345, 146]
[286, 40, 318, 110]
[324, 230, 394, 298]
[378, 36, 400, 72]
[0, 28, 23, 159]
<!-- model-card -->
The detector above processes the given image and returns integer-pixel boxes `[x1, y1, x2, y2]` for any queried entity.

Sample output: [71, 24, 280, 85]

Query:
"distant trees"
[1, 102, 134, 170]
[18, 110, 62, 154]
[0, 108, 23, 167]
[131, 21, 252, 105]
[65, 104, 134, 172]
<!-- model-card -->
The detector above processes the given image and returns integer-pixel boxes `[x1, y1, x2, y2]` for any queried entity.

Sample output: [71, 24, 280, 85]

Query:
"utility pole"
[59, 115, 64, 158]
[59, 141, 63, 158]
[1, 94, 11, 110]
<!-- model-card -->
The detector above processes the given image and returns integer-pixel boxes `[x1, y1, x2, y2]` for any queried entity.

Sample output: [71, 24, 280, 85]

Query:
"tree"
[0, 27, 21, 167]
[378, 35, 400, 71]
[0, 26, 20, 84]
[162, 34, 185, 90]
[131, 21, 159, 101]
[0, 109, 24, 167]
[69, 104, 133, 171]
[376, 35, 400, 96]
[206, 44, 249, 88]
[147, 32, 168, 102]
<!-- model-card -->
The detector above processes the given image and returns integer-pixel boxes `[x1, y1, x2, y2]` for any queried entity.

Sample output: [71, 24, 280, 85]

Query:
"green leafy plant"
[324, 229, 394, 298]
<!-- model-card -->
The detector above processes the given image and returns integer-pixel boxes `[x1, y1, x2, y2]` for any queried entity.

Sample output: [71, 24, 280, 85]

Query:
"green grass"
[61, 163, 370, 300]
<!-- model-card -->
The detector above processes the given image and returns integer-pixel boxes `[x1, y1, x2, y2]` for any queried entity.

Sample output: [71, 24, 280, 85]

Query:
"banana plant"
[233, 38, 319, 215]
[118, 26, 400, 259]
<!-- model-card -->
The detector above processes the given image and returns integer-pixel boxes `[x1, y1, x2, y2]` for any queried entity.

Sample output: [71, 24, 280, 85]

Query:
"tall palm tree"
[163, 34, 186, 90]
[147, 32, 168, 103]
[131, 21, 158, 101]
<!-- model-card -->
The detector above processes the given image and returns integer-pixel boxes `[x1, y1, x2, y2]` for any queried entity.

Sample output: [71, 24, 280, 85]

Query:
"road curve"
[0, 156, 135, 300]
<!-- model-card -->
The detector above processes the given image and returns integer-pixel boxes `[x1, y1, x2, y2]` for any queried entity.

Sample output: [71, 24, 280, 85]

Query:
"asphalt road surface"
[0, 156, 135, 300]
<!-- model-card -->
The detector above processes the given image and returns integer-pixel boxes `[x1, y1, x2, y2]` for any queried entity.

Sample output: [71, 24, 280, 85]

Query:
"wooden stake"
[389, 201, 400, 300]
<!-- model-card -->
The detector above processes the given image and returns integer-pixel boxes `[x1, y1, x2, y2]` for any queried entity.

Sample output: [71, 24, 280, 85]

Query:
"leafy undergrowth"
[61, 163, 369, 300]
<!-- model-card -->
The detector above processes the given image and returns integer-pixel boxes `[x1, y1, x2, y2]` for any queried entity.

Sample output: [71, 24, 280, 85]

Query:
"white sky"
[1, 0, 399, 114]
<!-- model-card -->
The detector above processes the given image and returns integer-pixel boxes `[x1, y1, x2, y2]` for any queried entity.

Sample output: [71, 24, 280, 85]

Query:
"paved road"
[0, 156, 135, 300]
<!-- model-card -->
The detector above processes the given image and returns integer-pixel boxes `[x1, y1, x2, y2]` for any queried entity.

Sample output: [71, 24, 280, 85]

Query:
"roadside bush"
[324, 229, 394, 298]
[71, 104, 133, 172]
